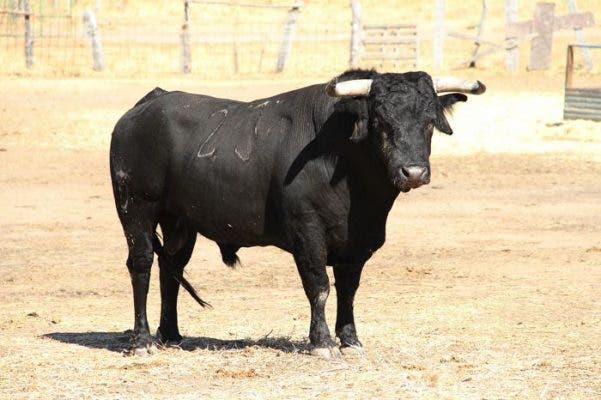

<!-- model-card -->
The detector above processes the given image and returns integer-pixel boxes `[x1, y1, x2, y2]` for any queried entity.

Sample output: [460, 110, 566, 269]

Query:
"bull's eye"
[426, 122, 434, 131]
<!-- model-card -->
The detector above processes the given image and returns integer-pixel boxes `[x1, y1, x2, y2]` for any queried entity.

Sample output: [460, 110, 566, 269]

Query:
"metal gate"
[360, 24, 418, 70]
[564, 44, 601, 121]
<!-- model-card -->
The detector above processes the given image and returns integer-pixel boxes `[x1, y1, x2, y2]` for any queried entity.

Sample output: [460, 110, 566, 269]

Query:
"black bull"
[110, 69, 484, 357]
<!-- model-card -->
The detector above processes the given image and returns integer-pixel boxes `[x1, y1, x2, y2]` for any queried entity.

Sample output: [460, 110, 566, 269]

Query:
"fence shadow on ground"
[43, 331, 309, 354]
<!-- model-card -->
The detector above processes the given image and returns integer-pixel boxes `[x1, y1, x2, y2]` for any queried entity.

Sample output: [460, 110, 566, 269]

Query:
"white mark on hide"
[198, 148, 215, 159]
[317, 291, 328, 304]
[234, 147, 250, 162]
[254, 101, 270, 108]
[234, 121, 258, 162]
[197, 109, 228, 158]
[116, 170, 129, 213]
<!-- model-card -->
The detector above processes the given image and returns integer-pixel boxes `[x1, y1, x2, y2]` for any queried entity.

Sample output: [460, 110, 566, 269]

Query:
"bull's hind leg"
[156, 217, 197, 345]
[119, 200, 160, 355]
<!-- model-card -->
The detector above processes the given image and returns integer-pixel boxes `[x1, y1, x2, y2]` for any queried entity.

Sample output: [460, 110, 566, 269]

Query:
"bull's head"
[326, 71, 485, 192]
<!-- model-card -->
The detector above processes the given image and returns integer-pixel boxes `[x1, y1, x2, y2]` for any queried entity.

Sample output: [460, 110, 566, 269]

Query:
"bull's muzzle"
[401, 165, 430, 189]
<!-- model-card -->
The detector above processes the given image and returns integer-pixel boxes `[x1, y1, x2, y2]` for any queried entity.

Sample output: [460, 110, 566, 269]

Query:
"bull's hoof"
[310, 346, 342, 360]
[340, 345, 365, 359]
[126, 331, 156, 356]
[126, 343, 156, 356]
[156, 328, 182, 348]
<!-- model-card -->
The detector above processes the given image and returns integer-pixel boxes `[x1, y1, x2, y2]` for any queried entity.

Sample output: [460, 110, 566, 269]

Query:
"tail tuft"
[153, 232, 211, 309]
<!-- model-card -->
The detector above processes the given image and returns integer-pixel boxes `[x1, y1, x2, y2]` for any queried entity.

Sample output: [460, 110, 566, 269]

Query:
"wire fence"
[0, 0, 423, 78]
[3, 0, 598, 78]
[1, 0, 85, 75]
[187, 1, 351, 76]
[0, 0, 183, 76]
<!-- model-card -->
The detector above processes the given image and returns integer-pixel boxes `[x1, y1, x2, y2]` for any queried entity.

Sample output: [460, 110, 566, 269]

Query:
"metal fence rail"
[361, 24, 418, 70]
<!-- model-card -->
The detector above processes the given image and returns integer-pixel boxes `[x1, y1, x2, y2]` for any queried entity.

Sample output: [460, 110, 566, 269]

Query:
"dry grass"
[1, 73, 601, 398]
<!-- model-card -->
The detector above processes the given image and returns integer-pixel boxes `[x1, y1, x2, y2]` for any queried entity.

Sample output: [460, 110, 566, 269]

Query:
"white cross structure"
[506, 2, 594, 70]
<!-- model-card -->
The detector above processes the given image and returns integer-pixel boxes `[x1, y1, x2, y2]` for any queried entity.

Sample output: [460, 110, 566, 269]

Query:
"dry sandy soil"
[0, 75, 600, 399]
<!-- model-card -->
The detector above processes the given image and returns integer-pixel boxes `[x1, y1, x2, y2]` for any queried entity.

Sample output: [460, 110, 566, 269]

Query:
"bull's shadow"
[43, 331, 308, 354]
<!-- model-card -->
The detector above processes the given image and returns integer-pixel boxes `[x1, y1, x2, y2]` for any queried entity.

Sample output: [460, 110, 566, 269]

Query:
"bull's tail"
[152, 233, 211, 309]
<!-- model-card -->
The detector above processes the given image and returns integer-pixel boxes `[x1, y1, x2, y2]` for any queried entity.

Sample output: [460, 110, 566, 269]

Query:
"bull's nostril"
[401, 166, 429, 188]
[402, 166, 427, 179]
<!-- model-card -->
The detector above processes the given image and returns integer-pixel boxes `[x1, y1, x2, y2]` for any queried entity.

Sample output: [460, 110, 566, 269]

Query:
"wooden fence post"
[23, 0, 33, 68]
[528, 2, 555, 70]
[469, 0, 488, 67]
[82, 10, 105, 71]
[276, 1, 301, 72]
[505, 0, 518, 71]
[567, 0, 593, 70]
[349, 0, 362, 68]
[181, 0, 191, 74]
[433, 0, 445, 70]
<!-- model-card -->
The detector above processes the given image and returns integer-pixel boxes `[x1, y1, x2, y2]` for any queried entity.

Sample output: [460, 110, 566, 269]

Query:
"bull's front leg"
[333, 263, 364, 355]
[293, 240, 340, 359]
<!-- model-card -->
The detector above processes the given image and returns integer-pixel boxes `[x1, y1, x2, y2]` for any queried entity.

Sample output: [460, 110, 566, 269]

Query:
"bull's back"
[158, 92, 300, 246]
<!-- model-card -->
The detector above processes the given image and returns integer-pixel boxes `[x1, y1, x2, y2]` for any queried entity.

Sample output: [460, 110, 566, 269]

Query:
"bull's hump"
[133, 87, 168, 108]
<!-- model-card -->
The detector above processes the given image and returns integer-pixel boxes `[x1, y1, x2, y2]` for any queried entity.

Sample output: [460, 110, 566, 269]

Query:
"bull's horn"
[326, 79, 373, 97]
[433, 77, 486, 95]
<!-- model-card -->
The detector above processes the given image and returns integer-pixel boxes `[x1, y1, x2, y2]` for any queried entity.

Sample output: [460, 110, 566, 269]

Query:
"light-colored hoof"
[127, 343, 156, 356]
[310, 346, 342, 360]
[340, 345, 365, 359]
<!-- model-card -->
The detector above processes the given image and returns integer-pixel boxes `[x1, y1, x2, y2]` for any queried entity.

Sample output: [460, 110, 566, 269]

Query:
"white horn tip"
[471, 80, 486, 95]
[434, 77, 487, 95]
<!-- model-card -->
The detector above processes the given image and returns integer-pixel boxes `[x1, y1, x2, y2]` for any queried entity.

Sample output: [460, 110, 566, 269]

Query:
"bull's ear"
[439, 93, 467, 110]
[334, 98, 369, 142]
[435, 113, 453, 135]
[350, 117, 368, 142]
[435, 93, 467, 135]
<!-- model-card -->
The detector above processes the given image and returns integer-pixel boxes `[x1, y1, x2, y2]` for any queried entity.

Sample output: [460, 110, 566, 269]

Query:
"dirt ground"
[1, 75, 600, 399]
